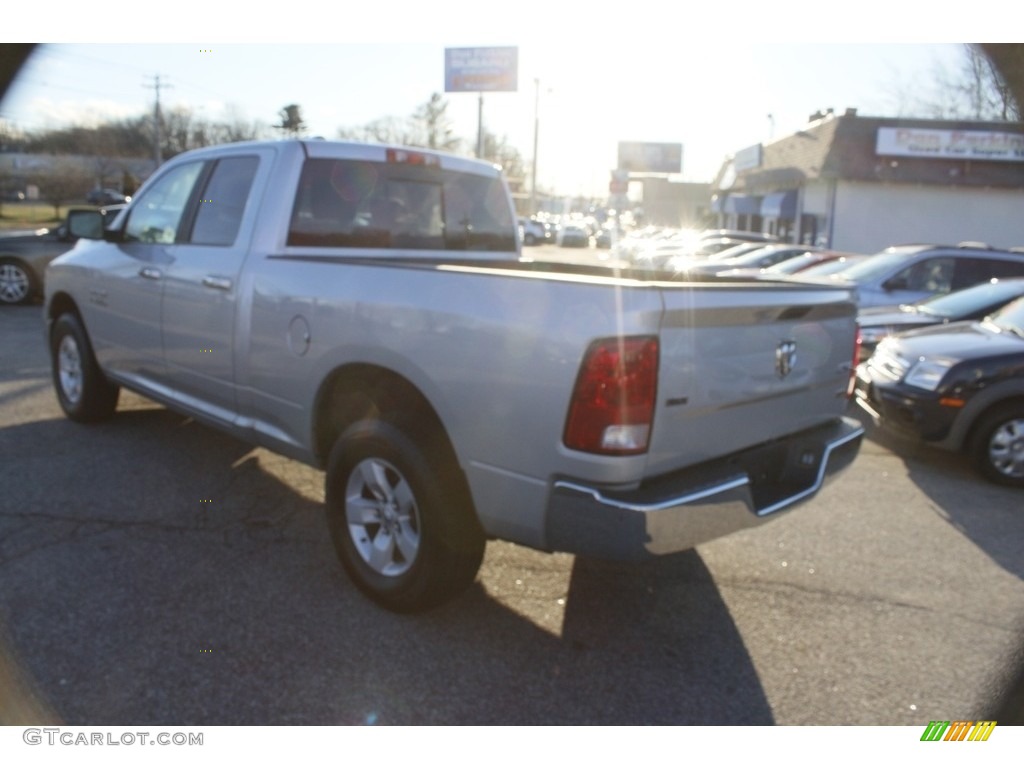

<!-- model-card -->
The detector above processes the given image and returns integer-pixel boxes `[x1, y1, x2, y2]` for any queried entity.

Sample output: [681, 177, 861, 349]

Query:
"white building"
[712, 110, 1024, 254]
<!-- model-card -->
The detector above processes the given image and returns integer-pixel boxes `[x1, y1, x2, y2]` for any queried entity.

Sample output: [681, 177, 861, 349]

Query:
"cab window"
[189, 156, 259, 246]
[124, 162, 204, 244]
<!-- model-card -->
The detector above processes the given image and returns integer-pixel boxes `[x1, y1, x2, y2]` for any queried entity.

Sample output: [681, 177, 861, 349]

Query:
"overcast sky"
[0, 5, 985, 196]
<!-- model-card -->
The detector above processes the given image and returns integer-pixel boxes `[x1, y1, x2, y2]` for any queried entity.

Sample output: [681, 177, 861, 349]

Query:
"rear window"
[287, 158, 515, 252]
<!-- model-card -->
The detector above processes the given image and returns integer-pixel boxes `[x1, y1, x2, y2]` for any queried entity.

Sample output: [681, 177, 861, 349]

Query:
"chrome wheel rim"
[58, 334, 83, 405]
[345, 458, 421, 576]
[0, 263, 30, 303]
[988, 418, 1024, 479]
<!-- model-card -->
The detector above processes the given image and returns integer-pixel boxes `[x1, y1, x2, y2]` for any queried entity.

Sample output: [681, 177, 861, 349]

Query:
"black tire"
[523, 233, 537, 246]
[969, 404, 1024, 487]
[325, 418, 485, 612]
[50, 313, 119, 422]
[0, 258, 37, 305]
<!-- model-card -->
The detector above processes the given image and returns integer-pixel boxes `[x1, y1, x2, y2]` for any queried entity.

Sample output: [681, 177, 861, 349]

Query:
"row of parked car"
[518, 213, 618, 249]
[616, 226, 1024, 488]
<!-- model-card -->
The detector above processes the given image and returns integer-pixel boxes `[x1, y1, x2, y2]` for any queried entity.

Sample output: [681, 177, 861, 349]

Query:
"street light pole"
[530, 78, 540, 215]
[476, 93, 484, 158]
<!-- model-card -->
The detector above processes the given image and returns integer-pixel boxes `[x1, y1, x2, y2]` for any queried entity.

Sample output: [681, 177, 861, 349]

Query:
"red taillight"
[847, 326, 862, 398]
[564, 337, 659, 455]
[386, 148, 440, 166]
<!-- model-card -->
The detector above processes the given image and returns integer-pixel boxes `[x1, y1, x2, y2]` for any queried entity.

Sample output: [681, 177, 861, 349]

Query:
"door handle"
[202, 276, 233, 291]
[138, 267, 162, 280]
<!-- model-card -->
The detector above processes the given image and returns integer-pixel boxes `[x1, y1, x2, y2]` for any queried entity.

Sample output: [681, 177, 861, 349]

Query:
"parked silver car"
[823, 243, 1024, 308]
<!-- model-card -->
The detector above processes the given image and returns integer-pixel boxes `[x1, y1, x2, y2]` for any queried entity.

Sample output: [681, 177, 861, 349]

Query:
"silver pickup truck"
[44, 139, 863, 612]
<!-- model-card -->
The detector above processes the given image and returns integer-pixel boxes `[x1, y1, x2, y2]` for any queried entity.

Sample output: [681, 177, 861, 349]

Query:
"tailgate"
[645, 280, 858, 477]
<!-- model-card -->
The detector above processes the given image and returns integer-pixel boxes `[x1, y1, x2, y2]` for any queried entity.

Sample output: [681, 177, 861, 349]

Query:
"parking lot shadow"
[558, 553, 773, 723]
[0, 410, 771, 725]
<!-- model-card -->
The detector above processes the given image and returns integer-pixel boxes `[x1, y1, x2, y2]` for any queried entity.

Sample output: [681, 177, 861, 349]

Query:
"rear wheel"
[50, 313, 119, 422]
[970, 404, 1024, 487]
[325, 419, 485, 612]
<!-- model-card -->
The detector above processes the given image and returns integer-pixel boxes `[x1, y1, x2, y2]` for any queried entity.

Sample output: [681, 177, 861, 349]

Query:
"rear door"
[951, 256, 1024, 290]
[159, 152, 265, 423]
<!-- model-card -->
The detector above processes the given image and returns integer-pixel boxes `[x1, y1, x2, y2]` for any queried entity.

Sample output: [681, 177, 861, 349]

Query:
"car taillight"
[564, 336, 659, 455]
[847, 326, 862, 398]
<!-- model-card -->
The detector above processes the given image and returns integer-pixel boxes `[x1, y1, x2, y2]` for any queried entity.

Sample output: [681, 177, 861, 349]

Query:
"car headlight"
[904, 358, 955, 391]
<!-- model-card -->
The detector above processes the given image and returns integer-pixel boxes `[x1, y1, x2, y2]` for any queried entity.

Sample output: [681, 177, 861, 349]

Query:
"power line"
[23, 45, 242, 113]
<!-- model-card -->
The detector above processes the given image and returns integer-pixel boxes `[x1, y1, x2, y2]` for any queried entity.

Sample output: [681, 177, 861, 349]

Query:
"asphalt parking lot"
[1, 299, 1023, 726]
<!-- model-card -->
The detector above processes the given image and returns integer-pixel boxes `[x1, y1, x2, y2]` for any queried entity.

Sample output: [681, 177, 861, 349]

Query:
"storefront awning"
[723, 193, 761, 215]
[760, 190, 797, 218]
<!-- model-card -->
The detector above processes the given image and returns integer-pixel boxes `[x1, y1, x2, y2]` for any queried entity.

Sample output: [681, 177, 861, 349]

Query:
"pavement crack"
[717, 576, 1017, 633]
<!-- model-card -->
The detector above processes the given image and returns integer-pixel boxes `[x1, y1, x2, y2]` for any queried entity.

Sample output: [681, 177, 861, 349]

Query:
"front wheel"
[325, 419, 485, 612]
[50, 313, 119, 422]
[970, 405, 1024, 487]
[0, 259, 36, 305]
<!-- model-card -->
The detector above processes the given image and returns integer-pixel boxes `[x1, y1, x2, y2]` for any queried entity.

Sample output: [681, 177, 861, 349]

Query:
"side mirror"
[66, 209, 105, 240]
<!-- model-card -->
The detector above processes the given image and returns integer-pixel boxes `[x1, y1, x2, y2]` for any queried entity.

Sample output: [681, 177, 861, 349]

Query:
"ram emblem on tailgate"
[776, 340, 797, 378]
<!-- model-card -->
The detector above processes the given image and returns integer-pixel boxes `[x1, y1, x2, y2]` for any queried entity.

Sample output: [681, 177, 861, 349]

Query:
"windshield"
[766, 253, 819, 274]
[989, 296, 1024, 337]
[831, 246, 927, 281]
[799, 257, 864, 277]
[724, 247, 805, 268]
[919, 279, 1024, 318]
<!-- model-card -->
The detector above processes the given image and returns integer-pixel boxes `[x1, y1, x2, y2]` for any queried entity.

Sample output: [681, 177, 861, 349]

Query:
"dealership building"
[711, 110, 1024, 254]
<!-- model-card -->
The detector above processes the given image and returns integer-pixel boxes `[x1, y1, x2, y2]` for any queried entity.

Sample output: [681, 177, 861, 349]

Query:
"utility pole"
[530, 78, 539, 215]
[144, 74, 172, 168]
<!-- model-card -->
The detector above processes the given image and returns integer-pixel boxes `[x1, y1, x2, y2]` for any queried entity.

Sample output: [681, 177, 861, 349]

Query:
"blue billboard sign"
[445, 47, 518, 93]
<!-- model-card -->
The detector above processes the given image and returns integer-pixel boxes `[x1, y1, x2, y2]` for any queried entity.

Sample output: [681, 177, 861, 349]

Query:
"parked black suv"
[854, 296, 1024, 486]
[858, 277, 1024, 360]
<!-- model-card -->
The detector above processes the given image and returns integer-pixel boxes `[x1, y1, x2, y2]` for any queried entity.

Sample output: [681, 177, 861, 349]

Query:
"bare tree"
[216, 104, 270, 143]
[979, 44, 1024, 119]
[410, 93, 461, 151]
[31, 161, 93, 218]
[337, 116, 415, 145]
[481, 131, 527, 193]
[893, 44, 1021, 121]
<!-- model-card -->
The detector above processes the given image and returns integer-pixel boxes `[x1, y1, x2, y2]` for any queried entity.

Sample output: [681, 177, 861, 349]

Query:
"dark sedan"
[0, 205, 125, 304]
[858, 277, 1024, 360]
[86, 188, 131, 205]
[854, 295, 1024, 486]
